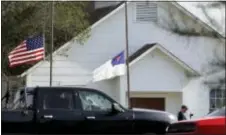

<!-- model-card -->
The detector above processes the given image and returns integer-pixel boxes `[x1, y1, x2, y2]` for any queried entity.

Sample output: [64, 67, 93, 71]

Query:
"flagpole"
[43, 3, 46, 60]
[43, 31, 46, 60]
[50, 1, 54, 87]
[124, 1, 131, 109]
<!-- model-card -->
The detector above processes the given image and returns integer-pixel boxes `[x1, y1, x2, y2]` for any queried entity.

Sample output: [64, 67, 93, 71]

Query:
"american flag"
[8, 35, 45, 67]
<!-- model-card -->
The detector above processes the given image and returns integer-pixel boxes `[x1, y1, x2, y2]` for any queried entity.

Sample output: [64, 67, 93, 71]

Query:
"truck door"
[77, 90, 134, 134]
[36, 88, 84, 134]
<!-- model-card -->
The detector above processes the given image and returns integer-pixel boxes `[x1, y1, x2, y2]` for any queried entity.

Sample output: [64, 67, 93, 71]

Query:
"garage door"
[131, 98, 165, 111]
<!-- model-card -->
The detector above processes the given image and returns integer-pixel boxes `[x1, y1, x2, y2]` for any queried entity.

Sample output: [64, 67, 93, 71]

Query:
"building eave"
[129, 43, 201, 76]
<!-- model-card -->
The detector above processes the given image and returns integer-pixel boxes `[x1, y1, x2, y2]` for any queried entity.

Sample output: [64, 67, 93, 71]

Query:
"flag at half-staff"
[92, 51, 126, 82]
[8, 34, 45, 67]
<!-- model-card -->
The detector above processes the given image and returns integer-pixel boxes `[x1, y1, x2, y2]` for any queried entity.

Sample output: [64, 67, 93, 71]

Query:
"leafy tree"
[1, 1, 91, 75]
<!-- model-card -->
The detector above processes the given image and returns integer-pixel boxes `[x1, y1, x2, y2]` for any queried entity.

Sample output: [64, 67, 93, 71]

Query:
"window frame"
[41, 89, 75, 111]
[10, 88, 35, 110]
[209, 89, 225, 112]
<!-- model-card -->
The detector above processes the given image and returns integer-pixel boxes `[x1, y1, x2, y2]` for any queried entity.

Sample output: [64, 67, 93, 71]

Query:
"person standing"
[177, 105, 188, 121]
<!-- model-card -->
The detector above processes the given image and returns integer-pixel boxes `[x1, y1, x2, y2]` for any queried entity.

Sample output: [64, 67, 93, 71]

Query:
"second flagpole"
[50, 1, 54, 87]
[124, 1, 131, 109]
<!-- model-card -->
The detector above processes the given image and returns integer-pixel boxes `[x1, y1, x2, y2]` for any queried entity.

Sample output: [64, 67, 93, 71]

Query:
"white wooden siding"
[130, 49, 189, 92]
[182, 77, 210, 119]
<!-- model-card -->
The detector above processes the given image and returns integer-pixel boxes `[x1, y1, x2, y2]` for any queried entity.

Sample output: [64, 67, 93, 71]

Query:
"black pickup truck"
[2, 87, 177, 134]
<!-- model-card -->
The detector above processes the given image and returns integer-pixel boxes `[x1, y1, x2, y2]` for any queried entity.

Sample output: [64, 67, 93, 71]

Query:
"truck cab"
[2, 87, 176, 134]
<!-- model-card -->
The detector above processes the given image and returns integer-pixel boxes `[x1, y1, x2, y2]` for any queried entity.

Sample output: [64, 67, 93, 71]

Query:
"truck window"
[11, 88, 34, 110]
[43, 91, 73, 110]
[78, 91, 112, 112]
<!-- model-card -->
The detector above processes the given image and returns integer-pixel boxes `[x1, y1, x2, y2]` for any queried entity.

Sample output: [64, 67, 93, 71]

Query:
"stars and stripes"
[8, 35, 45, 67]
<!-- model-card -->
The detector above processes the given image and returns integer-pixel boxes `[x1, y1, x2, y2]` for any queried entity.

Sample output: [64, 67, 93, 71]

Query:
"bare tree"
[197, 2, 225, 91]
[157, 1, 225, 91]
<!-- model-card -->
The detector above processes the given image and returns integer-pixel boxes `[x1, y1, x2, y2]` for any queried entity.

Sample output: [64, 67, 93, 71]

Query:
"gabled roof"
[20, 1, 223, 77]
[128, 43, 200, 76]
[128, 43, 156, 62]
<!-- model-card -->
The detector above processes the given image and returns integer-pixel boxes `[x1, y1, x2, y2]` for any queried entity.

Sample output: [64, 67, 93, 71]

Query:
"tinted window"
[43, 91, 73, 110]
[207, 107, 225, 117]
[79, 91, 112, 111]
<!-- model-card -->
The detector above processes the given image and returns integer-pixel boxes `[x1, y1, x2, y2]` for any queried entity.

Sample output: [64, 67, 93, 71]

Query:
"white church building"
[20, 1, 225, 119]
